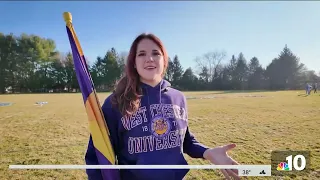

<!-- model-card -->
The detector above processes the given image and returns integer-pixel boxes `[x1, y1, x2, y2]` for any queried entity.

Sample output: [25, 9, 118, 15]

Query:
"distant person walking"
[306, 83, 310, 95]
[314, 83, 318, 93]
[309, 84, 312, 95]
[305, 83, 312, 95]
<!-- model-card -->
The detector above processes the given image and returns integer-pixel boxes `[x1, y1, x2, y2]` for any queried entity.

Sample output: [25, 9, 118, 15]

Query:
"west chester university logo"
[123, 104, 187, 155]
[150, 115, 171, 139]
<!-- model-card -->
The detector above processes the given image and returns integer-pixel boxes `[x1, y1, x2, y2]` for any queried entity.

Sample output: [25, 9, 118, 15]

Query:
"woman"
[85, 33, 240, 180]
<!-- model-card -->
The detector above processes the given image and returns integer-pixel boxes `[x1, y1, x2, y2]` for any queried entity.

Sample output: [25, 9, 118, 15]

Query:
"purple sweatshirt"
[85, 79, 209, 180]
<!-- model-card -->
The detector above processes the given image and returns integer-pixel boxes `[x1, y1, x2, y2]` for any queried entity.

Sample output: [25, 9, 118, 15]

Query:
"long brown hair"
[111, 33, 169, 118]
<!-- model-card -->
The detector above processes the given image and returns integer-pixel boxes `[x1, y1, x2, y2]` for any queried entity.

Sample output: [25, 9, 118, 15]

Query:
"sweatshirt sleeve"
[183, 127, 209, 158]
[182, 95, 209, 158]
[85, 95, 119, 180]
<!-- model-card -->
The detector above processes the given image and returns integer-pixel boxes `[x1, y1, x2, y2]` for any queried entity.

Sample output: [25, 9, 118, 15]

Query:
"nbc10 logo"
[277, 155, 306, 171]
[271, 151, 310, 176]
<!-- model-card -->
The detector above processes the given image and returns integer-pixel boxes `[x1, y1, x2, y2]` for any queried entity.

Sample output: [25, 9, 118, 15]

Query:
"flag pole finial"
[63, 12, 72, 23]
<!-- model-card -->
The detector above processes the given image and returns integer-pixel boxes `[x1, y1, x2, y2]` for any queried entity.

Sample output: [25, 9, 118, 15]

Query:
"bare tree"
[194, 50, 227, 82]
[119, 51, 128, 64]
[118, 51, 128, 76]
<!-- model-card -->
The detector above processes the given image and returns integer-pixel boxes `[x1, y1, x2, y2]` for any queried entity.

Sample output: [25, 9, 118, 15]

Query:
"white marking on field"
[34, 102, 48, 107]
[186, 96, 226, 99]
[187, 95, 269, 100]
[238, 95, 267, 98]
[0, 102, 13, 107]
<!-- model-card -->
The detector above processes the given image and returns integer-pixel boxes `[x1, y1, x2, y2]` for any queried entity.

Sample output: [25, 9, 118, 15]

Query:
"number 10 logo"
[277, 155, 306, 171]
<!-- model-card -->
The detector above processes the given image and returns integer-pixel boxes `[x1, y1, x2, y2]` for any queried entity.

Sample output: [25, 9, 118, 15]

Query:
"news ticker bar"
[9, 165, 271, 176]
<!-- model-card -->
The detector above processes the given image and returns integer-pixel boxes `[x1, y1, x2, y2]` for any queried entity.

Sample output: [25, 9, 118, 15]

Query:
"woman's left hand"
[203, 143, 240, 180]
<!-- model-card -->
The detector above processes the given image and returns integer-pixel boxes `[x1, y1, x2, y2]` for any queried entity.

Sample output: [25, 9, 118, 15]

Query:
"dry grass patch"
[1, 91, 319, 180]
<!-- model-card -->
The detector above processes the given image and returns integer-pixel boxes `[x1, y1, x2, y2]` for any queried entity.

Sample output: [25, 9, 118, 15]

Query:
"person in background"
[305, 83, 309, 95]
[314, 83, 317, 93]
[85, 33, 240, 180]
[309, 84, 312, 95]
[309, 84, 313, 95]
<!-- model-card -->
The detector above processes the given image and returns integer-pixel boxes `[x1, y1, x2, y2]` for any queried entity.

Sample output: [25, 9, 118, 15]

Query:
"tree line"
[0, 32, 319, 94]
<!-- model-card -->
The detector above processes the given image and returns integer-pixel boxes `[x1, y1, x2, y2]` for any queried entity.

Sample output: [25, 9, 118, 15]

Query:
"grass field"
[1, 91, 320, 180]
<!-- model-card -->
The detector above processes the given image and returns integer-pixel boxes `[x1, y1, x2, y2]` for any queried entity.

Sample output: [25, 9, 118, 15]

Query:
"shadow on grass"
[198, 90, 275, 95]
[297, 94, 308, 97]
[220, 90, 271, 94]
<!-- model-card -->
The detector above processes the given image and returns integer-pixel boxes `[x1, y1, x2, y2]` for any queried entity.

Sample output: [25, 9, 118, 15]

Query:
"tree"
[118, 51, 127, 76]
[219, 65, 232, 90]
[224, 55, 238, 89]
[49, 57, 66, 92]
[103, 48, 121, 90]
[198, 67, 210, 90]
[0, 33, 18, 93]
[171, 55, 183, 87]
[247, 57, 265, 90]
[0, 33, 59, 93]
[265, 45, 305, 90]
[233, 53, 248, 90]
[180, 67, 197, 90]
[165, 57, 174, 82]
[64, 52, 78, 92]
[1, 32, 320, 93]
[248, 57, 260, 75]
[90, 56, 105, 90]
[194, 50, 226, 83]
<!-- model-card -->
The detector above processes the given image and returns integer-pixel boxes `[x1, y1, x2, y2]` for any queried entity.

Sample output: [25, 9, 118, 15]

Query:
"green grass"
[1, 91, 319, 180]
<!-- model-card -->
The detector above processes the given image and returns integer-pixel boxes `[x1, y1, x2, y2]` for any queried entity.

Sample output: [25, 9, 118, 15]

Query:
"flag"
[63, 12, 120, 180]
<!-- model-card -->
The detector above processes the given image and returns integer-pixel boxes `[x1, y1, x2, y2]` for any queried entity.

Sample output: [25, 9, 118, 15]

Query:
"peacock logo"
[277, 162, 290, 171]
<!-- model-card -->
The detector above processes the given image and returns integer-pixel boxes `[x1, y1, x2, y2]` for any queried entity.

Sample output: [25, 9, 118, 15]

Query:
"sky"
[1, 1, 319, 72]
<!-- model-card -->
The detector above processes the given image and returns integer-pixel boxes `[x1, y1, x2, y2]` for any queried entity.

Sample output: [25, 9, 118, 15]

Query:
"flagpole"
[63, 12, 115, 162]
[63, 12, 120, 180]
